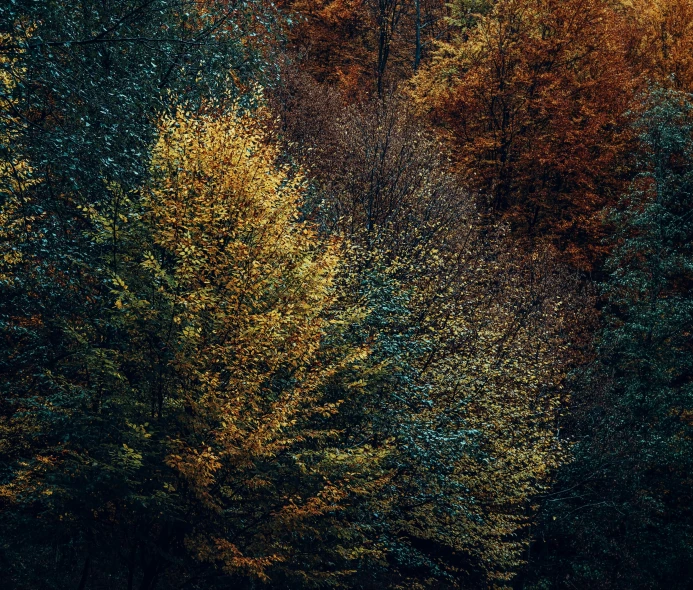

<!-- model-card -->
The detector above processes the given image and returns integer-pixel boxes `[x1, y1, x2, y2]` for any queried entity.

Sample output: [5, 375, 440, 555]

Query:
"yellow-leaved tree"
[0, 104, 374, 588]
[116, 108, 375, 585]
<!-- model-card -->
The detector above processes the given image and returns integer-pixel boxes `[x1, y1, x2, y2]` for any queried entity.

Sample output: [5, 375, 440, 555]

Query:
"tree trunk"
[414, 0, 422, 70]
[76, 556, 91, 590]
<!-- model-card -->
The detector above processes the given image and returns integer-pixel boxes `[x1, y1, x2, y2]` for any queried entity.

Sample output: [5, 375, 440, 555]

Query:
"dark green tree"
[523, 88, 693, 589]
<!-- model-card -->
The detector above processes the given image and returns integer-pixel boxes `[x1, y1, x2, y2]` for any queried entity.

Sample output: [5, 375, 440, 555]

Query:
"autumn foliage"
[1, 104, 369, 586]
[413, 0, 638, 268]
[623, 0, 693, 93]
[2, 0, 693, 588]
[273, 79, 589, 584]
[278, 0, 447, 98]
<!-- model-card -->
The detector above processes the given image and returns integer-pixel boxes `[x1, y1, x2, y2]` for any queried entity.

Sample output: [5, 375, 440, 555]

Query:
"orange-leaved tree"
[621, 0, 693, 93]
[279, 0, 448, 99]
[414, 0, 638, 269]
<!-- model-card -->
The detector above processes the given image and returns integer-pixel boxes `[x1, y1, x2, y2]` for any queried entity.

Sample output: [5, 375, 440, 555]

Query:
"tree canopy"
[2, 0, 693, 588]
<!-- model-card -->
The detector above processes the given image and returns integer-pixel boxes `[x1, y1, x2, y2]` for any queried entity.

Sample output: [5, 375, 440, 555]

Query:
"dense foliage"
[1, 0, 692, 588]
[520, 89, 693, 590]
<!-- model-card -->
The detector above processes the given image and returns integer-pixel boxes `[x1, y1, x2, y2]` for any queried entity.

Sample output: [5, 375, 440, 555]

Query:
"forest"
[0, 0, 692, 588]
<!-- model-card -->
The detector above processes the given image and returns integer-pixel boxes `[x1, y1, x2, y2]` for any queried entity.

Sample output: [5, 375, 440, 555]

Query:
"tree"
[0, 6, 288, 585]
[0, 0, 276, 212]
[278, 0, 448, 98]
[414, 0, 637, 269]
[522, 88, 693, 589]
[0, 104, 380, 588]
[273, 81, 587, 586]
[622, 0, 693, 93]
